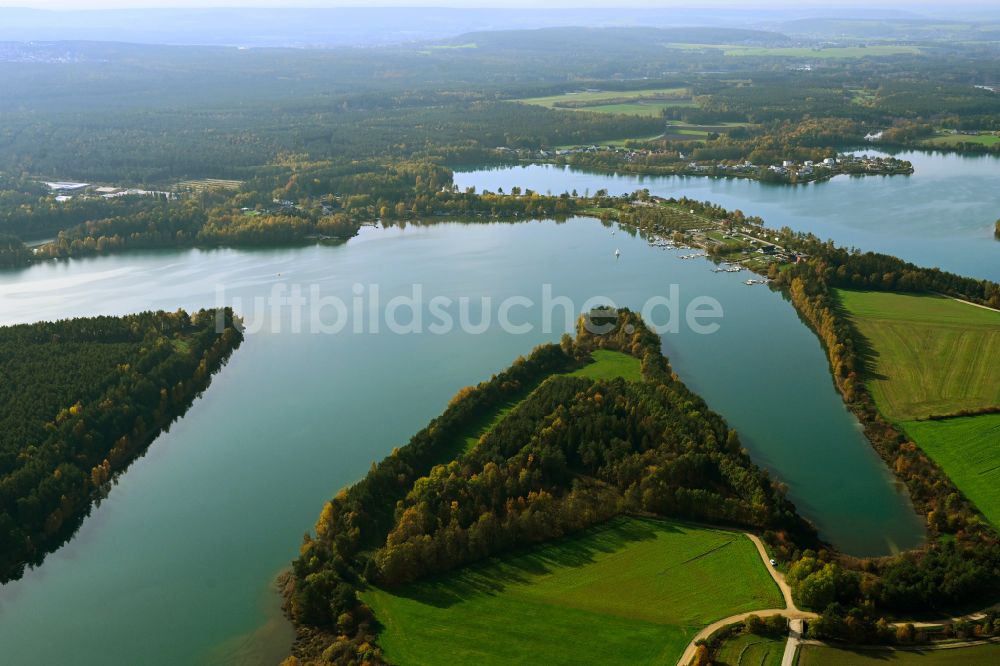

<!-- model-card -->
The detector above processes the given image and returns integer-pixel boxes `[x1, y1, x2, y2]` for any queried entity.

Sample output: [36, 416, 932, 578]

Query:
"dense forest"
[286, 310, 811, 664]
[0, 309, 243, 582]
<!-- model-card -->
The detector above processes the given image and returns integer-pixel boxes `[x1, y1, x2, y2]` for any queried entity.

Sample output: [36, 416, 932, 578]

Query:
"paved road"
[781, 619, 804, 666]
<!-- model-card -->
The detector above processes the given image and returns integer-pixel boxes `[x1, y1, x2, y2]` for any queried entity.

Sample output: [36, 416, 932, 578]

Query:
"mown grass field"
[922, 132, 1000, 147]
[516, 87, 693, 116]
[579, 101, 695, 116]
[902, 415, 1000, 529]
[836, 290, 1000, 421]
[364, 516, 782, 666]
[797, 642, 1000, 665]
[568, 349, 643, 382]
[715, 632, 785, 666]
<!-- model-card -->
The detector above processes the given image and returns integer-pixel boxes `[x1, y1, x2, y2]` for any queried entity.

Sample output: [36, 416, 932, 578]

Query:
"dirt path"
[675, 533, 817, 666]
[931, 291, 1000, 313]
[746, 534, 798, 613]
[675, 532, 1000, 666]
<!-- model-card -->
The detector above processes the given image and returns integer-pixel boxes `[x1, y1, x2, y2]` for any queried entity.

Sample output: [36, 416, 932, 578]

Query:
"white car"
[769, 558, 777, 566]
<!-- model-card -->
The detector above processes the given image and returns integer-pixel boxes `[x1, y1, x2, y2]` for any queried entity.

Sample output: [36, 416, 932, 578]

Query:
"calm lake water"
[454, 150, 1000, 282]
[0, 217, 924, 664]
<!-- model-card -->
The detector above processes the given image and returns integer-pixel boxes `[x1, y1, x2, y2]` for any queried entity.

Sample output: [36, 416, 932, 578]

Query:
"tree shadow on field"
[389, 516, 670, 609]
[829, 290, 888, 382]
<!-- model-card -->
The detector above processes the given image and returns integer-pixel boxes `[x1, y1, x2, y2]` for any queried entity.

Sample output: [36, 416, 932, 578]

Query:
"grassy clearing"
[797, 642, 1000, 665]
[922, 132, 1000, 147]
[602, 133, 665, 146]
[662, 120, 752, 139]
[665, 44, 921, 58]
[516, 87, 693, 116]
[458, 350, 642, 454]
[901, 415, 1000, 529]
[175, 178, 243, 191]
[568, 349, 643, 382]
[364, 516, 782, 666]
[715, 632, 785, 666]
[517, 87, 689, 107]
[836, 290, 1000, 421]
[581, 101, 694, 116]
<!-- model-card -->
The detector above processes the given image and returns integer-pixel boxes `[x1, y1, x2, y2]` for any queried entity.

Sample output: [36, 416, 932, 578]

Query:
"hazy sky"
[0, 0, 981, 9]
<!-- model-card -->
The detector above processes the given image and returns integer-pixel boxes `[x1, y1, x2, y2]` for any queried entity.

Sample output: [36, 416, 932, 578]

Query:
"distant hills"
[0, 7, 949, 49]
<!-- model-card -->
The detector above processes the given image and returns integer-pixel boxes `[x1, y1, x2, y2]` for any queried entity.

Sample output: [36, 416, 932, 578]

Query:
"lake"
[0, 217, 925, 664]
[454, 149, 1000, 282]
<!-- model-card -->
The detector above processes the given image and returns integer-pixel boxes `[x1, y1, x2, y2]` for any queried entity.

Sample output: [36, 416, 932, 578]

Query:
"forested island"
[0, 309, 243, 582]
[276, 193, 1000, 664]
[283, 309, 813, 663]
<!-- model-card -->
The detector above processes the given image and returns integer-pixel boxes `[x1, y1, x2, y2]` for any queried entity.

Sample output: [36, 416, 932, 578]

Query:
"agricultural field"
[836, 290, 1000, 421]
[665, 43, 922, 58]
[921, 131, 1000, 147]
[602, 134, 665, 146]
[662, 120, 752, 140]
[715, 632, 785, 666]
[902, 415, 1000, 529]
[364, 516, 782, 666]
[516, 87, 695, 116]
[796, 641, 1000, 665]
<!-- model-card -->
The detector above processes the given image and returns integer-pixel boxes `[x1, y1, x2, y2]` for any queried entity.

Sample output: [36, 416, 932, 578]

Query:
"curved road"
[676, 533, 1000, 666]
[675, 533, 817, 666]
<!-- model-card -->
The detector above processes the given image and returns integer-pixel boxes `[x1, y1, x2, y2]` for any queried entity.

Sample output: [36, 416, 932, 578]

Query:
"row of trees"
[760, 235, 1000, 638]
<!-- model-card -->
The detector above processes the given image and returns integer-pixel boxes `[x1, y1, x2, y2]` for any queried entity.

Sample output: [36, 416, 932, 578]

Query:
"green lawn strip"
[902, 415, 1000, 530]
[365, 516, 783, 666]
[715, 632, 786, 666]
[922, 133, 1000, 147]
[554, 135, 666, 149]
[797, 641, 1000, 665]
[516, 87, 689, 108]
[835, 289, 1000, 421]
[603, 133, 666, 146]
[456, 350, 642, 454]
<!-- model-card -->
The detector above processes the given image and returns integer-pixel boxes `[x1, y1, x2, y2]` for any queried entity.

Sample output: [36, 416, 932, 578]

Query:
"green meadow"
[715, 632, 785, 666]
[836, 290, 1000, 421]
[837, 289, 1000, 527]
[568, 349, 643, 382]
[365, 516, 782, 666]
[922, 132, 1000, 147]
[516, 87, 694, 116]
[797, 642, 1000, 665]
[902, 415, 1000, 529]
